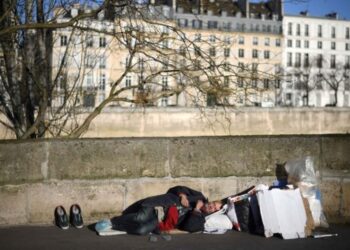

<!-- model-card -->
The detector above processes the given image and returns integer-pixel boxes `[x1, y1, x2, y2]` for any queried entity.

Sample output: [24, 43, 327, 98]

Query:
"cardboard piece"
[257, 188, 307, 239]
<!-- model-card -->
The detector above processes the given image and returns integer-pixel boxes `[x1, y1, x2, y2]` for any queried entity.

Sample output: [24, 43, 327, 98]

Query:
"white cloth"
[204, 206, 232, 234]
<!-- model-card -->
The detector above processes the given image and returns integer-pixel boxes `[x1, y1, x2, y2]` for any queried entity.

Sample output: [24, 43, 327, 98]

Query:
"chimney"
[300, 11, 308, 16]
[71, 4, 79, 17]
[326, 12, 338, 19]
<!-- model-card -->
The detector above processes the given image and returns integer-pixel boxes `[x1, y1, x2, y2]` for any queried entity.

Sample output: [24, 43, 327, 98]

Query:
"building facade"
[282, 14, 350, 107]
[51, 0, 350, 109]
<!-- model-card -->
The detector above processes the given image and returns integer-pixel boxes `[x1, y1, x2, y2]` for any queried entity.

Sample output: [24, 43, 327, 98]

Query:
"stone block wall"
[0, 135, 349, 225]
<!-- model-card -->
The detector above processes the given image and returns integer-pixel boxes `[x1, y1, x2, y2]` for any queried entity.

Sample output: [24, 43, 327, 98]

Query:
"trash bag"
[284, 156, 329, 228]
[234, 195, 264, 235]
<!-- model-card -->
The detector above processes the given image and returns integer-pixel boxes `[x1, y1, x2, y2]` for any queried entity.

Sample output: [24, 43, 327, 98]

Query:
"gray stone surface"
[0, 135, 349, 225]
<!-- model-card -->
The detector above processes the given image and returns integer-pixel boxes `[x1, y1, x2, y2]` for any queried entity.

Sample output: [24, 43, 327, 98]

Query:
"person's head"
[201, 200, 223, 215]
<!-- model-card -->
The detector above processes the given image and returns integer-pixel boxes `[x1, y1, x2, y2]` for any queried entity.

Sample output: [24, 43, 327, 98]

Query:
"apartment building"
[282, 13, 350, 107]
[51, 0, 283, 108]
[51, 0, 350, 109]
[173, 0, 283, 107]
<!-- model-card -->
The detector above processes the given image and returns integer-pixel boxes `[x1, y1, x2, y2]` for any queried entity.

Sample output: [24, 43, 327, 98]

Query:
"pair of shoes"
[54, 204, 84, 230]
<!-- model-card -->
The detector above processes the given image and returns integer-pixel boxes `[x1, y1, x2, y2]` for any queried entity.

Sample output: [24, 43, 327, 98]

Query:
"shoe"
[54, 206, 69, 230]
[70, 204, 84, 229]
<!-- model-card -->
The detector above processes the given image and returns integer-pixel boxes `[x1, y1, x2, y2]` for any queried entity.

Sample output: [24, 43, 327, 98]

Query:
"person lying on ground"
[99, 185, 222, 235]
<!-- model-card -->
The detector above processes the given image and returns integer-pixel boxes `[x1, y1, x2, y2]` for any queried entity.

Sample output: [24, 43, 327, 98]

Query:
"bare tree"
[0, 0, 282, 139]
[291, 56, 316, 107]
[322, 63, 350, 106]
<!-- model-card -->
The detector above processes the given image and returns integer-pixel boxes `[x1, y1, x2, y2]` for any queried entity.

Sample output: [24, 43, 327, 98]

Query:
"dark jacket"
[121, 185, 207, 233]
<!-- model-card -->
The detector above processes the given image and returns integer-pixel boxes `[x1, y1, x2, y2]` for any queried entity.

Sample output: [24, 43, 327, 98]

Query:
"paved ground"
[0, 224, 349, 250]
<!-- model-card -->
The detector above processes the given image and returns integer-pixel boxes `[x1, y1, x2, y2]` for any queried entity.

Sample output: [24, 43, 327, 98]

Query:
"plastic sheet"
[284, 156, 329, 228]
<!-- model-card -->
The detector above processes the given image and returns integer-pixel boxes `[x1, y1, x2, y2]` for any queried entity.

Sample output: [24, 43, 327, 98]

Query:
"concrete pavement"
[0, 224, 349, 250]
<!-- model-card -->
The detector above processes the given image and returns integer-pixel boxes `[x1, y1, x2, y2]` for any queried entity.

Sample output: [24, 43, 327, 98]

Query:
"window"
[238, 62, 245, 71]
[238, 36, 244, 45]
[138, 58, 144, 71]
[60, 35, 67, 46]
[252, 79, 258, 88]
[304, 53, 309, 67]
[287, 39, 292, 47]
[347, 27, 350, 39]
[194, 46, 201, 56]
[178, 19, 188, 27]
[253, 37, 258, 46]
[192, 20, 202, 29]
[316, 74, 323, 89]
[252, 63, 258, 73]
[125, 75, 132, 87]
[331, 55, 336, 68]
[99, 37, 106, 48]
[305, 24, 309, 36]
[224, 36, 231, 45]
[264, 38, 270, 46]
[318, 41, 322, 49]
[346, 43, 350, 51]
[252, 49, 258, 58]
[288, 22, 292, 35]
[238, 77, 244, 88]
[345, 75, 350, 90]
[194, 33, 201, 42]
[287, 53, 293, 67]
[264, 50, 270, 59]
[346, 56, 350, 69]
[224, 48, 230, 57]
[331, 27, 336, 38]
[162, 76, 168, 91]
[209, 35, 216, 43]
[263, 79, 269, 89]
[86, 72, 93, 87]
[304, 40, 309, 48]
[209, 47, 216, 57]
[318, 25, 322, 37]
[296, 40, 301, 48]
[331, 42, 336, 50]
[207, 93, 217, 107]
[317, 54, 323, 68]
[161, 39, 169, 49]
[99, 56, 106, 69]
[86, 35, 93, 47]
[178, 46, 187, 56]
[224, 76, 230, 87]
[296, 24, 301, 36]
[161, 97, 168, 107]
[275, 79, 281, 89]
[222, 22, 231, 31]
[238, 49, 244, 58]
[295, 53, 301, 67]
[99, 73, 106, 90]
[275, 38, 281, 47]
[208, 21, 218, 29]
[86, 55, 94, 68]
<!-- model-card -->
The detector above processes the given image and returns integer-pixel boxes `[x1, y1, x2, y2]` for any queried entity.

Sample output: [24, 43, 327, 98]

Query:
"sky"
[283, 0, 350, 20]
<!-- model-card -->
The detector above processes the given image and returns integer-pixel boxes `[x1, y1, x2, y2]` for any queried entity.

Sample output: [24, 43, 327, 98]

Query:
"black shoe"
[54, 206, 69, 230]
[70, 204, 84, 229]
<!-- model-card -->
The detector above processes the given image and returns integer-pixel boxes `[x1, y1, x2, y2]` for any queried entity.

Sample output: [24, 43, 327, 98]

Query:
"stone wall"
[0, 135, 349, 225]
[1, 108, 350, 139]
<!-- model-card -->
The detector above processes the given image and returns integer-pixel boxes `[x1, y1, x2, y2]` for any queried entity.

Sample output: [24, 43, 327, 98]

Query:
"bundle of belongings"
[204, 156, 330, 240]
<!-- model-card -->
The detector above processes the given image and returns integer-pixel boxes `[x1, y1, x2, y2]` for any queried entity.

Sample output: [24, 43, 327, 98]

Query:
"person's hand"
[179, 193, 189, 207]
[195, 200, 204, 211]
